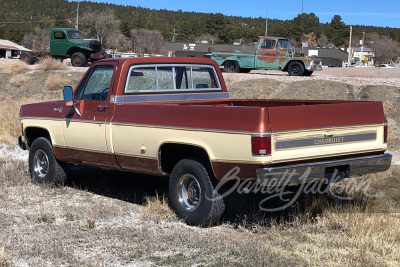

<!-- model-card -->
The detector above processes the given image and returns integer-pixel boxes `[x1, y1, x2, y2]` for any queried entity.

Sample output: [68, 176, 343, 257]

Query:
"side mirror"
[63, 86, 73, 107]
[63, 86, 82, 118]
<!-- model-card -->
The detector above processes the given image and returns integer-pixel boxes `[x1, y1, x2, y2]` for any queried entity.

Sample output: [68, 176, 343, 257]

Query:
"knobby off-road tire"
[287, 61, 305, 76]
[28, 137, 67, 185]
[71, 52, 87, 67]
[224, 61, 240, 73]
[169, 159, 225, 226]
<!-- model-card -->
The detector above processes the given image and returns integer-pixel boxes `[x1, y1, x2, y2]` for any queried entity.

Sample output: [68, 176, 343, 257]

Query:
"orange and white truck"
[19, 57, 391, 225]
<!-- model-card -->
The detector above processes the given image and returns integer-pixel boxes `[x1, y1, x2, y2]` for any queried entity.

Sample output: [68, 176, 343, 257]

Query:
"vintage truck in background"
[211, 36, 322, 76]
[20, 28, 109, 67]
[19, 57, 391, 225]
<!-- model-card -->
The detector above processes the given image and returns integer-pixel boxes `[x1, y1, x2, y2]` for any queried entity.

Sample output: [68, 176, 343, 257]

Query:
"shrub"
[37, 57, 68, 71]
[9, 75, 28, 88]
[45, 74, 69, 91]
[0, 59, 27, 74]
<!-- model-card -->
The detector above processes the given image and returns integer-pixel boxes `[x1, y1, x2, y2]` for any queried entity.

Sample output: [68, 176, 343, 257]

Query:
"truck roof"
[95, 56, 221, 68]
[258, 36, 288, 40]
[51, 28, 80, 32]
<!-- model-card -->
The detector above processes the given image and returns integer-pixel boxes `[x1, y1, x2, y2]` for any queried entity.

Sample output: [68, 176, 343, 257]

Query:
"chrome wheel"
[177, 174, 202, 212]
[33, 149, 49, 180]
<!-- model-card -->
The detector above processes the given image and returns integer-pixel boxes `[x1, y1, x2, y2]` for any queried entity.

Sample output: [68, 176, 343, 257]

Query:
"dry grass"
[45, 74, 70, 91]
[37, 57, 68, 71]
[0, 247, 10, 267]
[0, 60, 26, 74]
[9, 75, 28, 88]
[142, 193, 178, 223]
[0, 96, 57, 144]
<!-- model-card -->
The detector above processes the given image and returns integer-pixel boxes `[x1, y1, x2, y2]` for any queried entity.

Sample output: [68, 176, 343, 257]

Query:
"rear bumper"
[256, 153, 392, 185]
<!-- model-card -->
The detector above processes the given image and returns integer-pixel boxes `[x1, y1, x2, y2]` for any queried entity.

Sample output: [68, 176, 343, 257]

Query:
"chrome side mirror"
[63, 86, 82, 118]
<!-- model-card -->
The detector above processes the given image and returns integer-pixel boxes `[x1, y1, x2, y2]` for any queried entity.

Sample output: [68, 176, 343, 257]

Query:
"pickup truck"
[20, 28, 109, 67]
[19, 57, 391, 225]
[211, 36, 322, 76]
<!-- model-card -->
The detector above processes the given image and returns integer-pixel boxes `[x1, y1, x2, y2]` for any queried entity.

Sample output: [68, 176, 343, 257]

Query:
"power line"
[0, 19, 69, 24]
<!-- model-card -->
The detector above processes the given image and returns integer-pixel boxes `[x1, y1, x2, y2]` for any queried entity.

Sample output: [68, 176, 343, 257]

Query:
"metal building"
[0, 39, 30, 59]
[302, 47, 349, 67]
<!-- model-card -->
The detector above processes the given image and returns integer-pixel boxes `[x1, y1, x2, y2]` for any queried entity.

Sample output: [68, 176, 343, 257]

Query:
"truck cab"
[50, 28, 107, 67]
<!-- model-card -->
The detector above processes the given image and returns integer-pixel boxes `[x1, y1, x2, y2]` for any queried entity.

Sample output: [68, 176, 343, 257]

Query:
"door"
[62, 63, 116, 165]
[255, 38, 280, 69]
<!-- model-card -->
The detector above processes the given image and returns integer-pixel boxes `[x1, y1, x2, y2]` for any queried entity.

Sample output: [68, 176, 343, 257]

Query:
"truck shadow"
[65, 166, 355, 227]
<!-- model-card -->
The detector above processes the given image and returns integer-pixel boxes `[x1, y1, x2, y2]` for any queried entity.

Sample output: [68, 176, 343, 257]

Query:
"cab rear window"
[125, 64, 221, 94]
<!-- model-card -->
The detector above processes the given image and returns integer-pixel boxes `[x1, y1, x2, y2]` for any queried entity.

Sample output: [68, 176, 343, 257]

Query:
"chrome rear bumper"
[256, 153, 392, 185]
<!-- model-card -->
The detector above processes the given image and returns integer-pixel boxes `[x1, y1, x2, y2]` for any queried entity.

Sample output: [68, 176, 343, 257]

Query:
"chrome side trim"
[257, 153, 392, 184]
[111, 92, 230, 103]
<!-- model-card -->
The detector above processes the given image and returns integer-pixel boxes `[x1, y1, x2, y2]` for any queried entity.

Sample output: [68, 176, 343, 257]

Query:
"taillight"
[384, 125, 388, 143]
[252, 136, 271, 156]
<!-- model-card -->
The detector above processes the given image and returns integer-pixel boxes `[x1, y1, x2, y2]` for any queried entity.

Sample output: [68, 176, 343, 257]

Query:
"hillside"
[0, 0, 399, 47]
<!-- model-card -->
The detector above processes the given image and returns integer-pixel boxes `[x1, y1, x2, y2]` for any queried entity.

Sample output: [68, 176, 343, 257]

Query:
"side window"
[54, 31, 65, 39]
[277, 40, 292, 49]
[125, 65, 220, 93]
[76, 65, 114, 101]
[192, 67, 218, 88]
[261, 40, 276, 49]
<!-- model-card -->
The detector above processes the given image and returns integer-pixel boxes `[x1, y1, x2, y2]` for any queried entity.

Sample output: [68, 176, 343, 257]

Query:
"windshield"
[67, 31, 83, 39]
[276, 39, 293, 50]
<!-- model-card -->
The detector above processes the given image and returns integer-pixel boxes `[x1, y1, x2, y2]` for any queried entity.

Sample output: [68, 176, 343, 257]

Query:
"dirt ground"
[0, 61, 400, 266]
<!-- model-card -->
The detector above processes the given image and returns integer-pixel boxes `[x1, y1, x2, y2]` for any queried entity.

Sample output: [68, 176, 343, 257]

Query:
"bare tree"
[105, 31, 130, 52]
[80, 9, 119, 45]
[130, 29, 164, 54]
[22, 27, 50, 52]
[368, 33, 400, 64]
[317, 34, 334, 47]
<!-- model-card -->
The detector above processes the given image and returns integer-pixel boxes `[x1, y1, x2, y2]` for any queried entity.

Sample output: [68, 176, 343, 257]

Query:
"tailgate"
[267, 101, 387, 163]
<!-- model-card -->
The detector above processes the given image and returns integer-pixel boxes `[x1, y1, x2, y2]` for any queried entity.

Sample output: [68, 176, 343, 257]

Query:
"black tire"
[28, 137, 67, 185]
[169, 159, 225, 226]
[287, 61, 305, 76]
[20, 51, 34, 65]
[71, 52, 87, 67]
[224, 61, 240, 73]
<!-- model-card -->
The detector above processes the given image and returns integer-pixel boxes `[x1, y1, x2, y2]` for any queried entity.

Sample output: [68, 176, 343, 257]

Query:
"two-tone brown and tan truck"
[19, 57, 391, 225]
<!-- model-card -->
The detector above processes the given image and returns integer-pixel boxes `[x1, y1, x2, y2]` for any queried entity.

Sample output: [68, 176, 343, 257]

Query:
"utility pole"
[360, 31, 365, 66]
[170, 29, 179, 42]
[265, 0, 269, 36]
[75, 1, 79, 30]
[302, 0, 304, 14]
[347, 26, 352, 67]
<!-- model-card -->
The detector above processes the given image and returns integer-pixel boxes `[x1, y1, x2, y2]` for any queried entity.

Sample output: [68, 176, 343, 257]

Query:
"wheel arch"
[159, 142, 215, 177]
[66, 47, 91, 58]
[24, 126, 52, 148]
[283, 60, 305, 71]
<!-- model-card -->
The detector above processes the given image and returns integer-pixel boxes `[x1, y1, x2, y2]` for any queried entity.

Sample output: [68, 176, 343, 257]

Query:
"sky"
[86, 0, 400, 28]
